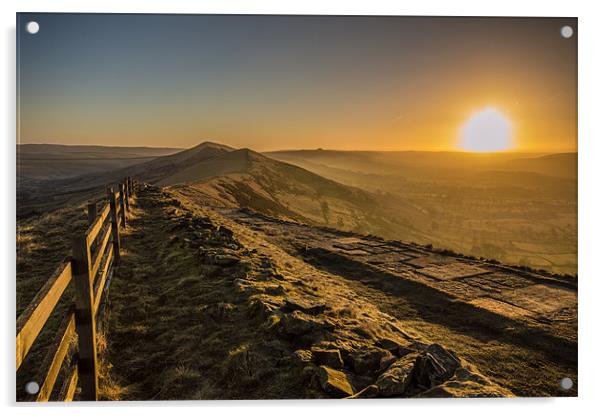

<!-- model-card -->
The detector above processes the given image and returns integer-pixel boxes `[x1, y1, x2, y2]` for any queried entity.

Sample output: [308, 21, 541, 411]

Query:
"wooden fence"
[16, 177, 139, 401]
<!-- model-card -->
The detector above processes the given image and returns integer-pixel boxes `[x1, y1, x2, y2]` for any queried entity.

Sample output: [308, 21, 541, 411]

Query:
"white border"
[3, 1, 602, 414]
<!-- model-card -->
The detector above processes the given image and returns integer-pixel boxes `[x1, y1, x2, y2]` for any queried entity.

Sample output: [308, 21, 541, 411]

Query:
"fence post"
[119, 183, 127, 229]
[87, 202, 97, 226]
[71, 235, 99, 401]
[107, 187, 121, 264]
[124, 179, 130, 211]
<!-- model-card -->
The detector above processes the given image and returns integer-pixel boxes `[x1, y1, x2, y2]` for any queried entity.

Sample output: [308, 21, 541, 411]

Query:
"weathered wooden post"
[107, 187, 121, 264]
[124, 178, 130, 211]
[119, 183, 127, 229]
[87, 202, 97, 226]
[71, 235, 99, 401]
[128, 177, 134, 198]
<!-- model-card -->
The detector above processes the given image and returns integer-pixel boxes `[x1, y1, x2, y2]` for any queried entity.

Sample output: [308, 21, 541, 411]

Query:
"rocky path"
[209, 206, 578, 397]
[101, 186, 576, 399]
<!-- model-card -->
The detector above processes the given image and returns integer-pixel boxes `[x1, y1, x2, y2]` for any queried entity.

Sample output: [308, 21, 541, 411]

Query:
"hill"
[18, 142, 577, 274]
[17, 143, 182, 180]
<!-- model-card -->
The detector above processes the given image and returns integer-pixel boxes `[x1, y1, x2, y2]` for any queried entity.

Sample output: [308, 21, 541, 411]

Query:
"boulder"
[248, 297, 281, 318]
[283, 298, 327, 316]
[263, 284, 286, 296]
[348, 348, 394, 375]
[347, 384, 379, 399]
[317, 366, 355, 398]
[213, 254, 240, 266]
[311, 348, 344, 369]
[375, 338, 414, 357]
[375, 352, 419, 397]
[412, 344, 461, 389]
[279, 311, 331, 337]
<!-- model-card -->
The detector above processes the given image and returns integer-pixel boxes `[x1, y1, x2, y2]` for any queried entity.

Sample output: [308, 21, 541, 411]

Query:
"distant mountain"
[17, 143, 182, 180]
[497, 153, 577, 179]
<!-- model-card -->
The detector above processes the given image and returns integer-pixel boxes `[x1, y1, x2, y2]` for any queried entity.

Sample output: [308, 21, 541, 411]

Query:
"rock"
[279, 311, 332, 337]
[317, 366, 355, 398]
[263, 285, 286, 296]
[311, 348, 344, 369]
[233, 278, 249, 292]
[375, 352, 419, 397]
[293, 349, 315, 365]
[248, 297, 281, 318]
[200, 302, 235, 321]
[418, 366, 513, 398]
[375, 338, 414, 357]
[226, 341, 284, 381]
[217, 226, 234, 239]
[283, 298, 327, 315]
[379, 353, 397, 372]
[349, 348, 394, 375]
[347, 384, 379, 399]
[213, 254, 240, 266]
[412, 344, 461, 389]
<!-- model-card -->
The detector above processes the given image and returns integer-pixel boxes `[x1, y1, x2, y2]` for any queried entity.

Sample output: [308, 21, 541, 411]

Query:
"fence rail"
[16, 176, 139, 402]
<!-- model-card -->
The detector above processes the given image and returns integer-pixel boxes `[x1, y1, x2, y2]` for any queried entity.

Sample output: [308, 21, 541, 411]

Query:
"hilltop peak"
[189, 141, 235, 152]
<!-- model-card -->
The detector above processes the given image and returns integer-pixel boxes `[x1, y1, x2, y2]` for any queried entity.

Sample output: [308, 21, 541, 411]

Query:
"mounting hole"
[560, 377, 573, 390]
[25, 21, 40, 34]
[560, 25, 573, 39]
[24, 381, 40, 395]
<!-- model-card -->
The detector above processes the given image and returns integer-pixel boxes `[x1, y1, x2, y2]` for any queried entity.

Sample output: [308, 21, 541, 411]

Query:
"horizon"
[17, 141, 576, 155]
[18, 14, 576, 153]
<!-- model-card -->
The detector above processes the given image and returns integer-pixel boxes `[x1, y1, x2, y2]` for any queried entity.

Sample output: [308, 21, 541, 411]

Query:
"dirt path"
[102, 186, 309, 399]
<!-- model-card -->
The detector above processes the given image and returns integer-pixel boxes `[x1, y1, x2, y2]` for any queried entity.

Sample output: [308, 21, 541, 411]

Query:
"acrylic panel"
[16, 13, 577, 401]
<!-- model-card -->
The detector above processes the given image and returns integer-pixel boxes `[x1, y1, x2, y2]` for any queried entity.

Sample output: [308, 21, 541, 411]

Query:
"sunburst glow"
[460, 108, 513, 152]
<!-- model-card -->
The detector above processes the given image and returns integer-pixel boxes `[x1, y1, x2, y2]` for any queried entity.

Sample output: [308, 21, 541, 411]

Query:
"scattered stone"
[200, 302, 236, 321]
[379, 353, 397, 372]
[412, 344, 461, 389]
[418, 366, 513, 398]
[375, 352, 419, 397]
[283, 298, 327, 316]
[347, 384, 379, 399]
[311, 348, 344, 369]
[317, 366, 355, 398]
[248, 297, 281, 318]
[217, 226, 234, 239]
[293, 349, 315, 365]
[349, 348, 394, 375]
[213, 254, 240, 266]
[233, 278, 249, 292]
[279, 311, 332, 337]
[263, 285, 286, 296]
[375, 338, 414, 357]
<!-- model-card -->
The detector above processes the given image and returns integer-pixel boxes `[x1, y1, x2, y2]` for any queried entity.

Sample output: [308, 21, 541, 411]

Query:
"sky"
[17, 14, 577, 152]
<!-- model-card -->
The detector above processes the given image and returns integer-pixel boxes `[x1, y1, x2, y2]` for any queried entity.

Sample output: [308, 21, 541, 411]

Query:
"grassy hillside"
[265, 149, 577, 275]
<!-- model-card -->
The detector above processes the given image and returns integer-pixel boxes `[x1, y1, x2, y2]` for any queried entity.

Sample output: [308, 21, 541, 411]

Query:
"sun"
[459, 108, 513, 152]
